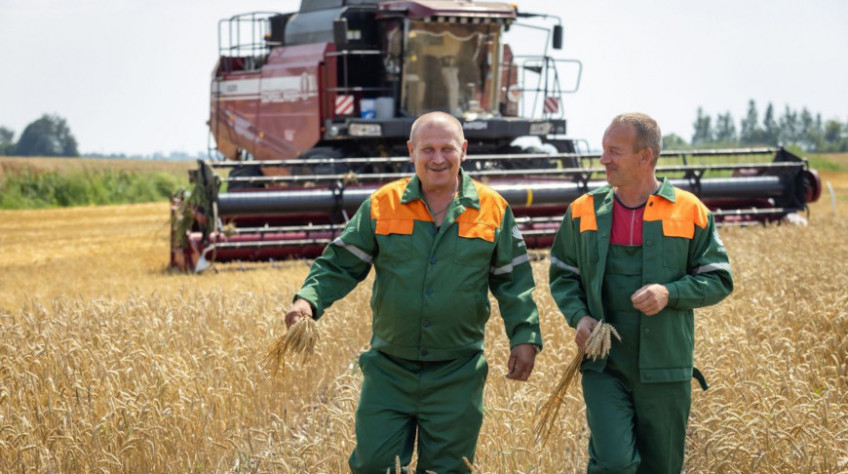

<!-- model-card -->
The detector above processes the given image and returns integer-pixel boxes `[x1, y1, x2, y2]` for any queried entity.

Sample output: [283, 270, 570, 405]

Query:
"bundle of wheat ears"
[263, 313, 319, 377]
[534, 320, 621, 446]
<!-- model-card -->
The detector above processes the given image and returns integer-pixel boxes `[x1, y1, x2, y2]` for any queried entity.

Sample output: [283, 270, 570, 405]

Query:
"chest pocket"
[375, 219, 413, 261]
[661, 219, 693, 271]
[454, 221, 496, 267]
[580, 230, 600, 263]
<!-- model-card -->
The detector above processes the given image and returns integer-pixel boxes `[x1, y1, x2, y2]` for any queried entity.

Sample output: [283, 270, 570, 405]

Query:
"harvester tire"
[298, 147, 345, 176]
[227, 164, 264, 191]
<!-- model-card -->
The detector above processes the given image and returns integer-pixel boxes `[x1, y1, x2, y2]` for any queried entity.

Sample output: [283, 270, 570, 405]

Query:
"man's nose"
[599, 153, 610, 164]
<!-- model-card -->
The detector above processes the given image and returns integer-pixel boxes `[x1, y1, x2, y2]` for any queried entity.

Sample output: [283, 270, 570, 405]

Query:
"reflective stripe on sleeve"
[332, 237, 373, 264]
[491, 253, 531, 275]
[550, 256, 580, 275]
[692, 262, 731, 274]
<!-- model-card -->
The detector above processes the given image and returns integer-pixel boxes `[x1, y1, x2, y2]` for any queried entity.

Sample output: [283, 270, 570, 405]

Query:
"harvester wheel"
[227, 164, 264, 191]
[297, 147, 345, 177]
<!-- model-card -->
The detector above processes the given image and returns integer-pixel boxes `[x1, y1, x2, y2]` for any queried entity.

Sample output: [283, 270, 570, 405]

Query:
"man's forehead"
[417, 118, 461, 135]
[413, 122, 464, 144]
[603, 124, 635, 143]
[606, 123, 635, 135]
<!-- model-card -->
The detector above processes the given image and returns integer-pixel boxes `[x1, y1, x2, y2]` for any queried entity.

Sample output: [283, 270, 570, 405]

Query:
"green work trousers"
[581, 245, 692, 473]
[348, 348, 488, 474]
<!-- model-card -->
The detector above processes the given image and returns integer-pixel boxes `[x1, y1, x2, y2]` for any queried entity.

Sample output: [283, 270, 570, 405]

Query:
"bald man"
[285, 112, 542, 473]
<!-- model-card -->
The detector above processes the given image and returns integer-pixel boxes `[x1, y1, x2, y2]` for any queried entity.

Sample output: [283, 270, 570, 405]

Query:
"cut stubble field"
[0, 163, 846, 472]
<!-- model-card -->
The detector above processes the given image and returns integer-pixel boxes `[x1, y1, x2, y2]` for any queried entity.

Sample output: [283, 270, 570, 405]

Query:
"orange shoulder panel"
[469, 181, 507, 225]
[455, 181, 507, 242]
[570, 194, 597, 232]
[675, 189, 710, 229]
[644, 188, 710, 239]
[370, 179, 432, 236]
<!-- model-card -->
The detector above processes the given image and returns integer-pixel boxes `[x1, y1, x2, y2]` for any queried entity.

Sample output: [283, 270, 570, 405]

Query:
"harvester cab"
[207, 0, 580, 164]
[170, 0, 821, 272]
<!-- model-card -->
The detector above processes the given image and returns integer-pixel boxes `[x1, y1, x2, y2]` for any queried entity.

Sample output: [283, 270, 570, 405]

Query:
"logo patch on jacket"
[512, 225, 526, 247]
[713, 228, 726, 253]
[512, 225, 524, 241]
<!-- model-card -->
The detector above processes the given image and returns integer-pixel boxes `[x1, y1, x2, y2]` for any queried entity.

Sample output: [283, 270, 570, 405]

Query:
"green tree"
[662, 133, 690, 150]
[778, 106, 800, 146]
[804, 112, 826, 151]
[0, 126, 14, 155]
[740, 100, 764, 145]
[822, 119, 846, 152]
[762, 102, 779, 145]
[15, 114, 79, 157]
[714, 111, 737, 144]
[798, 108, 817, 150]
[691, 107, 713, 146]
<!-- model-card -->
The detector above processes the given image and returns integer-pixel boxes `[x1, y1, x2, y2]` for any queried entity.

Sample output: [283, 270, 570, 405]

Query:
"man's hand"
[285, 298, 314, 329]
[506, 344, 537, 381]
[631, 284, 669, 316]
[575, 316, 598, 351]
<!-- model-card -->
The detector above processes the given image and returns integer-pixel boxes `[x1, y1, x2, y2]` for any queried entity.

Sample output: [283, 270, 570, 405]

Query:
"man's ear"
[407, 140, 414, 162]
[641, 147, 653, 166]
[460, 140, 468, 162]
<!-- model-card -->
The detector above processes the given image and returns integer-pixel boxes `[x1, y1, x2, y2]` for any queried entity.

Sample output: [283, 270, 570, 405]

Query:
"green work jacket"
[549, 178, 733, 383]
[296, 170, 542, 361]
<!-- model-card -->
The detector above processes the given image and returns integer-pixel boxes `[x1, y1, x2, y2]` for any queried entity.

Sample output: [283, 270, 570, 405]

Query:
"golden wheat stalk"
[534, 320, 621, 446]
[262, 314, 319, 377]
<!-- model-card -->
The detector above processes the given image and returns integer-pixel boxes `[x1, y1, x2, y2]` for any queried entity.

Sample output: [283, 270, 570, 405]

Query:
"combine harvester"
[170, 0, 821, 272]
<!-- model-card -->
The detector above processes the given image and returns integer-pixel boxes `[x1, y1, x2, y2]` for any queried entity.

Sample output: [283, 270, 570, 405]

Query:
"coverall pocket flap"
[662, 219, 694, 239]
[458, 221, 495, 242]
[375, 219, 414, 236]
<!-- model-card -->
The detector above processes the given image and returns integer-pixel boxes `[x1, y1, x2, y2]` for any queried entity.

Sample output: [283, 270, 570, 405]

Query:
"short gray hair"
[610, 113, 662, 163]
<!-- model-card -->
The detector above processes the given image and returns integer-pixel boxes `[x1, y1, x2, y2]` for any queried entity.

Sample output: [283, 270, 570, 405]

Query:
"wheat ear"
[534, 320, 621, 446]
[262, 314, 318, 377]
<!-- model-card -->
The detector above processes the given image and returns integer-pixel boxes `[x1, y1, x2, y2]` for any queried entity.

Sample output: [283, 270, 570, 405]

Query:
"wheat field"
[0, 168, 846, 473]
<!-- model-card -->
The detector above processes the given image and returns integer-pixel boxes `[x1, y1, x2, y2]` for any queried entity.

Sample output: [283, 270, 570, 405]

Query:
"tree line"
[665, 100, 848, 152]
[5, 104, 846, 158]
[0, 114, 79, 157]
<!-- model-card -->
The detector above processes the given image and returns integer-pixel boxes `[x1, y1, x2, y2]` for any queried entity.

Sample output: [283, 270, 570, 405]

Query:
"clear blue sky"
[1, 0, 846, 156]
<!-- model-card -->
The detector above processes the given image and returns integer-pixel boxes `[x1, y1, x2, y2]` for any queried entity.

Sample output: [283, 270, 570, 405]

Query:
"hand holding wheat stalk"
[534, 320, 621, 446]
[263, 311, 319, 377]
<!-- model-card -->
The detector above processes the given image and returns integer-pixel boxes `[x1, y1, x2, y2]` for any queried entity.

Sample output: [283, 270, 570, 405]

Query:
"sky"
[1, 0, 846, 156]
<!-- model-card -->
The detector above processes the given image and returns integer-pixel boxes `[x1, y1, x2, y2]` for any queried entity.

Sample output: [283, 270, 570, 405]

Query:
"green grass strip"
[0, 168, 188, 209]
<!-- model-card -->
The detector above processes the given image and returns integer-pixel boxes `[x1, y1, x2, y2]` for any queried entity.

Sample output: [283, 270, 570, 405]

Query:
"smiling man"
[549, 113, 733, 473]
[285, 111, 542, 473]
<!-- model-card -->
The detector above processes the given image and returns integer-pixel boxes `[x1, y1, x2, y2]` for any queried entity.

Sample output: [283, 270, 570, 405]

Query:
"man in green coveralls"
[549, 113, 733, 473]
[285, 112, 542, 473]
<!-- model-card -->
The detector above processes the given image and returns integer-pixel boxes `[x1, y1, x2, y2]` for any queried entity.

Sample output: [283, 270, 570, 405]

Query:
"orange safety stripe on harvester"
[454, 182, 507, 243]
[570, 195, 597, 232]
[371, 178, 433, 236]
[643, 189, 710, 239]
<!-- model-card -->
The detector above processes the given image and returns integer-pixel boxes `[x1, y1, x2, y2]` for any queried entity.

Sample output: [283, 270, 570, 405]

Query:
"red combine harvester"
[170, 0, 820, 272]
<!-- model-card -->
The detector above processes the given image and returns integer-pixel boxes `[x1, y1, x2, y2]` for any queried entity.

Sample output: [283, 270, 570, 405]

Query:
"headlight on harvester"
[529, 122, 553, 136]
[349, 123, 382, 137]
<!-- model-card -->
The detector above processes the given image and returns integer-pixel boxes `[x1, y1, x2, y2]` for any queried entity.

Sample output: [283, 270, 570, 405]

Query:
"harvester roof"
[299, 0, 516, 19]
[379, 1, 516, 19]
